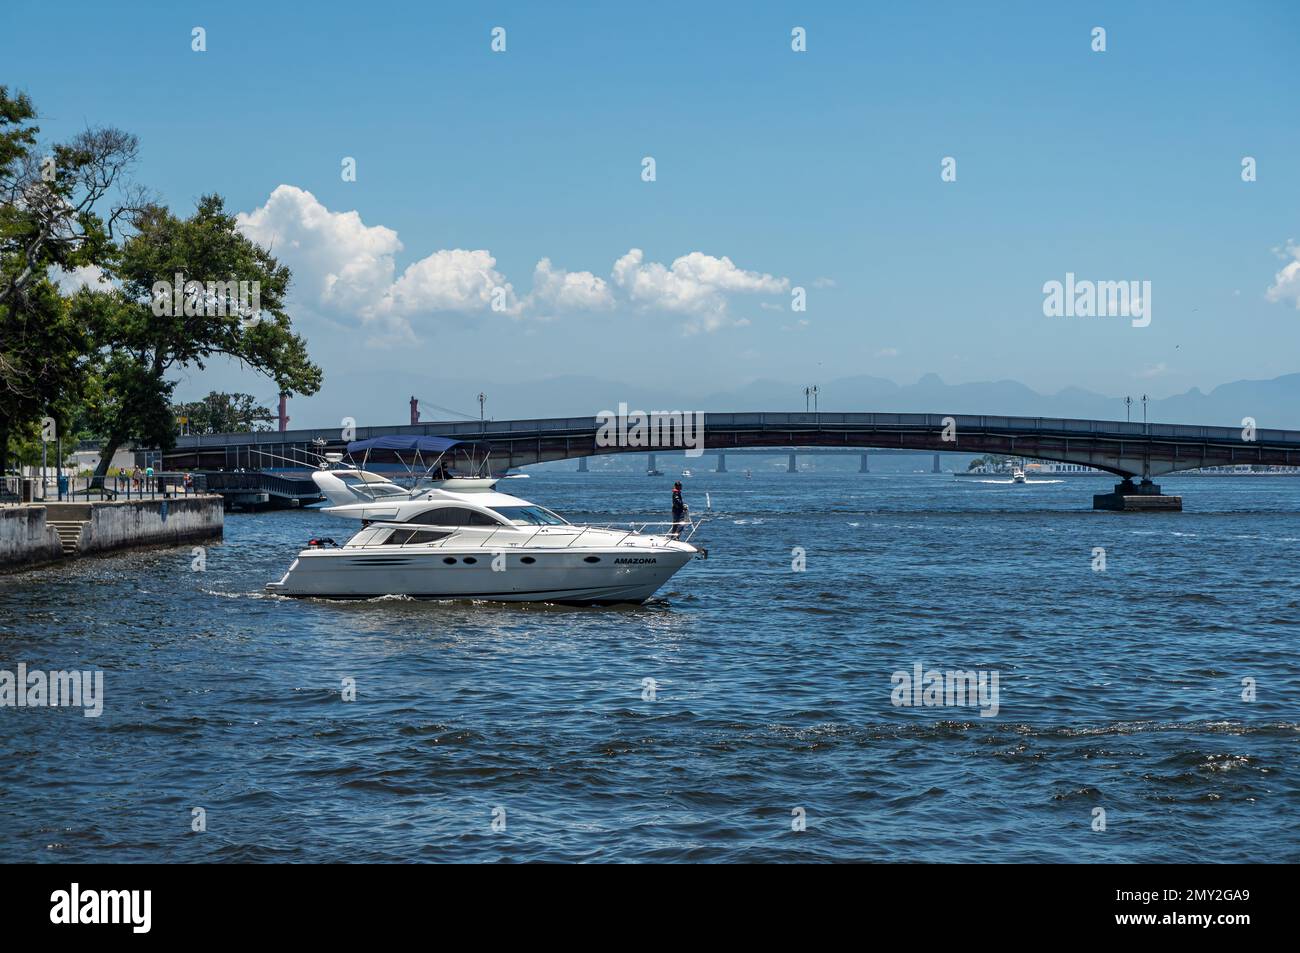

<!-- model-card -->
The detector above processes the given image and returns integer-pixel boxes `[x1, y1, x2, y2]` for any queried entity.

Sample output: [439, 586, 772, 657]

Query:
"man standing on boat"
[670, 481, 688, 538]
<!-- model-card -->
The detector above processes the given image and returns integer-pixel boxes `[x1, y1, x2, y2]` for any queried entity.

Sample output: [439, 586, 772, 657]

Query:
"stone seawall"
[0, 506, 65, 571]
[0, 496, 223, 571]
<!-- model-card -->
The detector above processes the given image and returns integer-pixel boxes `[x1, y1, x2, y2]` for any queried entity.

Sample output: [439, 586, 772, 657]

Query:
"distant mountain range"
[294, 371, 1300, 430]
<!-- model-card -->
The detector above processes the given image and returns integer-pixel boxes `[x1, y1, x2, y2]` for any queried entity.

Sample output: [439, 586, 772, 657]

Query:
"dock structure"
[0, 496, 223, 572]
[198, 471, 324, 510]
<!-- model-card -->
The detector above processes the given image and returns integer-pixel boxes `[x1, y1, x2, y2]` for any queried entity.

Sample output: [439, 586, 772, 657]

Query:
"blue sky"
[4, 0, 1298, 426]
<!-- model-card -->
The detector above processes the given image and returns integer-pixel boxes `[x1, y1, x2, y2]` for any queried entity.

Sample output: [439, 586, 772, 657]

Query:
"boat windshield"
[491, 505, 569, 526]
[345, 481, 407, 497]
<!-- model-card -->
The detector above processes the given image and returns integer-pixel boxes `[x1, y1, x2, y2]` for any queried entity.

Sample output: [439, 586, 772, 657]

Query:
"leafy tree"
[967, 454, 1012, 471]
[172, 391, 274, 435]
[82, 194, 321, 481]
[0, 89, 321, 478]
[0, 86, 140, 465]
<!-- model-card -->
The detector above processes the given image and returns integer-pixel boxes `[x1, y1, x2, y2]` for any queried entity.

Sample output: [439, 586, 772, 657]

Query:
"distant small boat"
[647, 468, 663, 476]
[1011, 466, 1026, 484]
[744, 468, 752, 479]
[681, 469, 693, 478]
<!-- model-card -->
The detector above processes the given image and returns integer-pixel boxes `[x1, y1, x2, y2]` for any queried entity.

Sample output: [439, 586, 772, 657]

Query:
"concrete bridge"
[163, 411, 1300, 509]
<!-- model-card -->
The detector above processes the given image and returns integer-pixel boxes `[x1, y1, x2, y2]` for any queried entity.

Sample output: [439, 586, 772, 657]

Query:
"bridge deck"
[165, 413, 1300, 479]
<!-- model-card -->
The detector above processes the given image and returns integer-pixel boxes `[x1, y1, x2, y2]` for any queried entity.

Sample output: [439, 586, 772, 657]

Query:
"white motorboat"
[1011, 466, 1027, 484]
[268, 436, 705, 604]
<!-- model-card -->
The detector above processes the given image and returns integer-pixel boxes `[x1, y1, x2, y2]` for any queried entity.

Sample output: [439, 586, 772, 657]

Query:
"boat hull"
[266, 546, 695, 604]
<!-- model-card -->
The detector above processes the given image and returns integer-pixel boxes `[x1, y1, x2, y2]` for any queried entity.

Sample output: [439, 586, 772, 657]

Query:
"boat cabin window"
[383, 528, 452, 545]
[407, 506, 505, 527]
[491, 505, 569, 526]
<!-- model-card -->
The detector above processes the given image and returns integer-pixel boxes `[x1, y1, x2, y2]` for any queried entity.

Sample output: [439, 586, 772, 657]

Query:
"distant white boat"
[681, 469, 693, 478]
[1011, 466, 1026, 484]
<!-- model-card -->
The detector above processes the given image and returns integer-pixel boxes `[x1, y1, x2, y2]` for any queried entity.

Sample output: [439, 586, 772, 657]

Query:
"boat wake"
[967, 478, 1065, 485]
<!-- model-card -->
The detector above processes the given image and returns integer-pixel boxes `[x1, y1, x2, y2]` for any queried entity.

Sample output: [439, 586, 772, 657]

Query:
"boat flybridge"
[267, 436, 705, 604]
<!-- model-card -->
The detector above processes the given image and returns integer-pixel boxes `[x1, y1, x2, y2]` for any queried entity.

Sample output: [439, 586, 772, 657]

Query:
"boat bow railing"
[358, 517, 705, 549]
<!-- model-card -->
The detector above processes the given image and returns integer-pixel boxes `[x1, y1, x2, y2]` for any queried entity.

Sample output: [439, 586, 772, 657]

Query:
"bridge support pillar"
[932, 453, 941, 474]
[716, 453, 727, 473]
[577, 457, 588, 473]
[1093, 478, 1181, 511]
[859, 452, 870, 473]
[788, 453, 797, 473]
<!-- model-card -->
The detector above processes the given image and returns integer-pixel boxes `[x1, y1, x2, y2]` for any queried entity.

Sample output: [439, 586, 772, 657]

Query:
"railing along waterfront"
[0, 472, 207, 505]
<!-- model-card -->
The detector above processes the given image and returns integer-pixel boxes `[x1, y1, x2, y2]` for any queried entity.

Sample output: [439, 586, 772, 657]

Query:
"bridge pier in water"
[1093, 478, 1182, 511]
[716, 453, 727, 473]
[577, 457, 588, 473]
[788, 453, 798, 473]
[932, 453, 941, 474]
[859, 452, 870, 473]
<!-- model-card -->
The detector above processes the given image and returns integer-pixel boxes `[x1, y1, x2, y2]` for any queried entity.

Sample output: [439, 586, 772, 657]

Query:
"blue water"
[2, 471, 1298, 862]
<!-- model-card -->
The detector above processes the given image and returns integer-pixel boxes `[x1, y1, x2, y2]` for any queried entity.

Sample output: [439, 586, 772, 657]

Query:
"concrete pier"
[0, 496, 223, 571]
[859, 453, 870, 473]
[716, 452, 727, 473]
[0, 506, 64, 570]
[1093, 480, 1182, 511]
[788, 453, 798, 473]
[577, 457, 588, 473]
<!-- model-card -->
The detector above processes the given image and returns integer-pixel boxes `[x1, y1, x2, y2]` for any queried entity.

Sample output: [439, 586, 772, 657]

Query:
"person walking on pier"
[670, 481, 689, 539]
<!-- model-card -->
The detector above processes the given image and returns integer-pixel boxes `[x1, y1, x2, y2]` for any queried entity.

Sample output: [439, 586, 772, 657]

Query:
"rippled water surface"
[2, 470, 1298, 862]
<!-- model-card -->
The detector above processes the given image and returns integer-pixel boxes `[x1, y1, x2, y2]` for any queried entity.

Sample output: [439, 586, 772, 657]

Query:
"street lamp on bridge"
[804, 384, 820, 412]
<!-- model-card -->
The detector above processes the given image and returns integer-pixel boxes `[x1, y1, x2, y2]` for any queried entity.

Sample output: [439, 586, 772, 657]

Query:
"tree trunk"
[92, 435, 125, 491]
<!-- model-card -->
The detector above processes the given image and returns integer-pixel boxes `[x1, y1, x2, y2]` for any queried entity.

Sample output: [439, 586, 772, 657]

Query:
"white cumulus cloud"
[237, 184, 400, 315]
[528, 258, 613, 314]
[378, 249, 518, 320]
[611, 248, 789, 332]
[237, 185, 514, 345]
[1266, 240, 1300, 309]
[235, 186, 789, 343]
